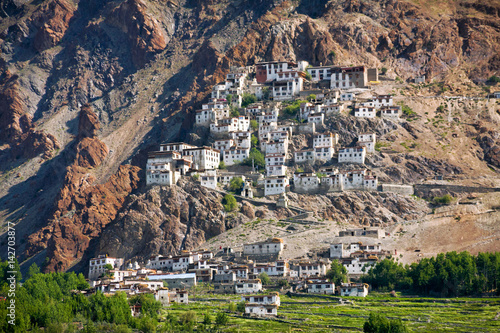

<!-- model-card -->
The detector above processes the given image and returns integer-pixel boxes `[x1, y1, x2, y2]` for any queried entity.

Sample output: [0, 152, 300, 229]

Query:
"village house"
[372, 94, 393, 108]
[272, 78, 303, 101]
[380, 106, 401, 119]
[182, 146, 220, 171]
[265, 153, 286, 166]
[88, 255, 124, 280]
[314, 146, 334, 160]
[200, 170, 217, 189]
[306, 66, 332, 81]
[339, 227, 386, 239]
[217, 173, 246, 186]
[358, 133, 376, 154]
[324, 169, 377, 191]
[330, 66, 368, 89]
[264, 176, 289, 196]
[156, 289, 189, 306]
[266, 164, 287, 177]
[297, 262, 328, 278]
[214, 139, 235, 156]
[146, 272, 197, 289]
[255, 61, 297, 83]
[293, 173, 320, 193]
[245, 103, 264, 116]
[235, 279, 263, 294]
[314, 132, 338, 148]
[258, 121, 278, 142]
[213, 283, 236, 294]
[223, 146, 250, 166]
[338, 147, 366, 164]
[340, 91, 355, 101]
[308, 113, 325, 125]
[307, 279, 335, 294]
[339, 283, 369, 297]
[330, 242, 383, 259]
[294, 149, 315, 163]
[243, 238, 285, 256]
[262, 138, 288, 155]
[341, 257, 378, 276]
[213, 271, 237, 284]
[324, 103, 345, 114]
[354, 106, 376, 118]
[252, 260, 289, 277]
[242, 293, 281, 316]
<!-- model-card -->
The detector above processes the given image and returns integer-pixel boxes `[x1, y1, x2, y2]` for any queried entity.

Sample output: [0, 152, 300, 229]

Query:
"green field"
[162, 293, 500, 332]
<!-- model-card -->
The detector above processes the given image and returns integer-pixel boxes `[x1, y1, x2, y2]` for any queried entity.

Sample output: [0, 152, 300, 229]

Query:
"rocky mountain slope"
[0, 0, 499, 272]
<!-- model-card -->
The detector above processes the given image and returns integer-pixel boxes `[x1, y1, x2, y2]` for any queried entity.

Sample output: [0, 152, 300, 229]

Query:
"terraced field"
[162, 293, 500, 332]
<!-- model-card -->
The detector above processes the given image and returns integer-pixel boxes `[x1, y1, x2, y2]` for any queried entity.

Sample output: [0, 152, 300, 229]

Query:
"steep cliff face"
[25, 104, 139, 272]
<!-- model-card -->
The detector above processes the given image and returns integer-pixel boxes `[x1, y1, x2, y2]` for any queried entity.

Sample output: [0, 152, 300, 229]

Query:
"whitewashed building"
[314, 146, 334, 160]
[88, 255, 124, 280]
[266, 164, 287, 177]
[297, 262, 328, 278]
[264, 176, 289, 196]
[314, 132, 338, 148]
[372, 94, 393, 108]
[340, 92, 355, 101]
[223, 146, 250, 166]
[235, 279, 263, 294]
[358, 133, 376, 154]
[338, 147, 366, 164]
[252, 260, 289, 277]
[200, 170, 217, 189]
[294, 149, 315, 163]
[308, 113, 324, 125]
[380, 106, 401, 119]
[354, 106, 376, 118]
[339, 283, 369, 297]
[307, 280, 335, 294]
[265, 153, 286, 166]
[243, 238, 284, 256]
[182, 147, 220, 170]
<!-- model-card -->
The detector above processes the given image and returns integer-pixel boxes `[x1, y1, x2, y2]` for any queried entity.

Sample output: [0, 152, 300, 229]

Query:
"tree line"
[362, 251, 500, 296]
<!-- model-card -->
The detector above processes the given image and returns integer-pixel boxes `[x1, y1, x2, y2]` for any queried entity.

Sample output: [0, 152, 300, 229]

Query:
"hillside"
[0, 0, 499, 273]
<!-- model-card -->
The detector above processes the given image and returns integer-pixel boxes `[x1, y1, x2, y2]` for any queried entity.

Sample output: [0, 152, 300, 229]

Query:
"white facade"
[252, 260, 289, 277]
[88, 255, 124, 280]
[380, 106, 401, 119]
[235, 280, 262, 294]
[214, 139, 234, 155]
[243, 239, 284, 256]
[308, 113, 324, 125]
[266, 164, 287, 177]
[314, 133, 338, 148]
[262, 138, 288, 155]
[354, 106, 376, 118]
[339, 283, 369, 297]
[265, 153, 286, 166]
[324, 104, 344, 114]
[293, 173, 320, 193]
[242, 294, 280, 306]
[272, 78, 303, 101]
[342, 257, 377, 275]
[298, 263, 328, 278]
[372, 95, 393, 108]
[314, 146, 334, 160]
[307, 281, 335, 294]
[340, 92, 355, 101]
[324, 169, 377, 191]
[338, 147, 366, 164]
[358, 133, 376, 154]
[183, 147, 220, 170]
[244, 304, 278, 316]
[294, 149, 314, 163]
[223, 147, 250, 166]
[307, 66, 332, 81]
[264, 176, 289, 196]
[200, 170, 217, 189]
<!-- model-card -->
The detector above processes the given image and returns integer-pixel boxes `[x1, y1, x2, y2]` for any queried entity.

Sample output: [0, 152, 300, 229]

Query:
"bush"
[307, 94, 316, 102]
[363, 313, 409, 333]
[203, 313, 212, 325]
[228, 302, 237, 312]
[229, 177, 244, 192]
[278, 279, 289, 287]
[230, 107, 240, 117]
[305, 72, 312, 80]
[486, 75, 500, 84]
[215, 312, 228, 326]
[180, 310, 197, 327]
[218, 161, 226, 170]
[242, 148, 265, 169]
[236, 301, 246, 313]
[381, 67, 388, 75]
[250, 119, 258, 130]
[326, 260, 348, 286]
[241, 93, 257, 108]
[222, 194, 238, 212]
[283, 100, 307, 117]
[251, 134, 258, 147]
[259, 272, 271, 285]
[433, 194, 453, 205]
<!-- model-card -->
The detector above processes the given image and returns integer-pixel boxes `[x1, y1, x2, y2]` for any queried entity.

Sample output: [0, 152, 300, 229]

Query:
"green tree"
[230, 106, 240, 117]
[203, 313, 212, 325]
[226, 94, 233, 105]
[236, 301, 246, 313]
[242, 148, 265, 169]
[251, 134, 259, 147]
[259, 272, 271, 285]
[228, 302, 237, 312]
[305, 72, 312, 80]
[486, 75, 500, 84]
[215, 312, 228, 326]
[326, 260, 348, 286]
[222, 194, 238, 212]
[218, 161, 226, 170]
[229, 177, 244, 192]
[381, 67, 388, 75]
[433, 194, 453, 205]
[129, 293, 161, 320]
[363, 313, 409, 333]
[241, 93, 257, 108]
[307, 94, 316, 102]
[250, 119, 258, 131]
[262, 87, 270, 100]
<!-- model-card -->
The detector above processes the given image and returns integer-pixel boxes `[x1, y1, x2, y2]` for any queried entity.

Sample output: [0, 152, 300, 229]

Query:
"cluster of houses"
[87, 228, 390, 317]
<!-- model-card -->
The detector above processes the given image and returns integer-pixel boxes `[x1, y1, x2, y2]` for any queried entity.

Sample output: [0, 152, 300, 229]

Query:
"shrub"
[215, 312, 228, 326]
[241, 93, 257, 108]
[242, 148, 265, 169]
[192, 174, 200, 181]
[326, 260, 348, 286]
[305, 72, 312, 80]
[229, 177, 244, 192]
[228, 302, 237, 312]
[363, 313, 409, 333]
[278, 279, 289, 287]
[486, 75, 500, 84]
[236, 301, 246, 313]
[433, 194, 453, 205]
[381, 67, 388, 75]
[203, 313, 212, 325]
[230, 107, 240, 117]
[222, 194, 238, 212]
[250, 119, 258, 130]
[259, 272, 271, 285]
[307, 94, 316, 102]
[218, 161, 226, 170]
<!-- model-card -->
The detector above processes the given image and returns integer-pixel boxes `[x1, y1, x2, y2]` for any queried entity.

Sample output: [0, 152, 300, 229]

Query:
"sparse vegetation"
[486, 75, 500, 84]
[432, 194, 453, 205]
[222, 194, 238, 212]
[241, 93, 257, 108]
[381, 67, 388, 75]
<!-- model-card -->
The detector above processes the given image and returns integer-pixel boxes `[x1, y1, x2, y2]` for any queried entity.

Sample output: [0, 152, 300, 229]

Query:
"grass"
[159, 293, 500, 332]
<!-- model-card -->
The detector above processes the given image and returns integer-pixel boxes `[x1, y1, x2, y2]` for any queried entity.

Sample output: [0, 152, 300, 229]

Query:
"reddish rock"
[78, 103, 100, 139]
[75, 137, 109, 168]
[31, 0, 77, 52]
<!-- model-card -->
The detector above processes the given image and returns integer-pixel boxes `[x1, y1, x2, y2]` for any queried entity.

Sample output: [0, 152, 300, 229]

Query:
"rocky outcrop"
[475, 124, 500, 168]
[0, 57, 59, 159]
[106, 0, 170, 68]
[25, 104, 138, 272]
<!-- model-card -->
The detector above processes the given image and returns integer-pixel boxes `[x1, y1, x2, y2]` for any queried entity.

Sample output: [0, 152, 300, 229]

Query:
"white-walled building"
[266, 164, 287, 177]
[272, 78, 303, 101]
[214, 139, 235, 155]
[354, 106, 376, 118]
[380, 106, 401, 119]
[330, 66, 367, 89]
[307, 66, 332, 81]
[324, 103, 345, 114]
[323, 169, 377, 191]
[244, 303, 278, 316]
[200, 170, 217, 189]
[358, 133, 376, 154]
[242, 293, 280, 306]
[294, 149, 315, 163]
[314, 146, 334, 160]
[330, 243, 383, 259]
[297, 262, 328, 278]
[313, 132, 338, 148]
[338, 147, 366, 164]
[88, 255, 124, 280]
[308, 113, 324, 125]
[264, 176, 289, 196]
[223, 146, 250, 166]
[262, 138, 288, 155]
[307, 280, 335, 294]
[235, 279, 262, 294]
[243, 238, 284, 256]
[293, 173, 320, 193]
[182, 147, 220, 170]
[339, 283, 369, 297]
[372, 94, 393, 108]
[265, 153, 286, 166]
[252, 260, 289, 277]
[342, 257, 377, 276]
[340, 92, 355, 101]
[256, 61, 297, 83]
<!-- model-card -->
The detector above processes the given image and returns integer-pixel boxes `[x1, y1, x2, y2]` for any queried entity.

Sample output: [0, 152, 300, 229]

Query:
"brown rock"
[241, 201, 255, 219]
[78, 103, 100, 139]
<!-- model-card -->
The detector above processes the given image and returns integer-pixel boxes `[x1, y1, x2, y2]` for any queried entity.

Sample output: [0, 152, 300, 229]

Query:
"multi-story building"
[358, 133, 376, 154]
[88, 255, 124, 280]
[266, 164, 287, 177]
[294, 149, 315, 163]
[265, 153, 286, 166]
[264, 176, 289, 196]
[235, 279, 262, 294]
[307, 280, 335, 294]
[354, 106, 376, 118]
[314, 146, 334, 160]
[338, 147, 366, 164]
[339, 283, 369, 297]
[308, 113, 324, 125]
[243, 238, 285, 256]
[372, 94, 393, 108]
[255, 61, 297, 83]
[182, 146, 220, 170]
[297, 262, 328, 278]
[223, 146, 250, 166]
[313, 132, 338, 148]
[380, 106, 401, 119]
[330, 66, 367, 89]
